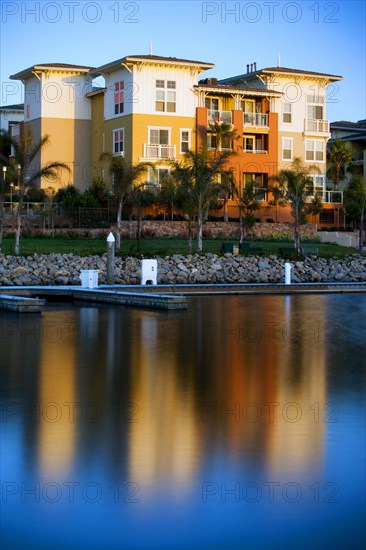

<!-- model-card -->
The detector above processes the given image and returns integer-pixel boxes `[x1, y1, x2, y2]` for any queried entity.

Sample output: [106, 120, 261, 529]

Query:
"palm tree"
[100, 153, 153, 252]
[207, 121, 239, 221]
[344, 176, 366, 251]
[232, 180, 260, 243]
[271, 158, 316, 254]
[4, 128, 70, 255]
[327, 137, 355, 191]
[172, 147, 233, 253]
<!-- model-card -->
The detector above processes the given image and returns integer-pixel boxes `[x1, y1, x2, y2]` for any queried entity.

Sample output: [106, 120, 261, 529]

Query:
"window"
[180, 130, 190, 153]
[150, 128, 169, 146]
[283, 102, 292, 123]
[282, 138, 293, 160]
[146, 128, 172, 158]
[205, 97, 219, 110]
[306, 140, 324, 161]
[307, 95, 324, 120]
[156, 80, 176, 112]
[243, 136, 255, 152]
[311, 175, 325, 196]
[113, 128, 124, 155]
[114, 82, 124, 115]
[148, 167, 170, 185]
[319, 209, 334, 224]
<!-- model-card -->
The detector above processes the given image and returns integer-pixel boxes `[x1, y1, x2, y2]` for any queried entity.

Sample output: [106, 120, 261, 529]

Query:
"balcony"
[208, 110, 232, 124]
[243, 113, 268, 127]
[143, 144, 176, 159]
[304, 119, 330, 133]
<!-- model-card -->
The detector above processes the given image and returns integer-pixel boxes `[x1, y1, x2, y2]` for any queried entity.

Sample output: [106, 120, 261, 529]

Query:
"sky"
[1, 0, 365, 122]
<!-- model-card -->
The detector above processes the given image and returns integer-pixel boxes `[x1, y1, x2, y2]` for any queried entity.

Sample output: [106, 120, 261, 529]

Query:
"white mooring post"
[285, 262, 292, 285]
[107, 232, 115, 285]
[141, 259, 157, 285]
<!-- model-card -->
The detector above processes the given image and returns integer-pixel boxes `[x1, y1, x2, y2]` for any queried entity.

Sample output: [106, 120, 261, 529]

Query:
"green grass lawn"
[0, 236, 360, 258]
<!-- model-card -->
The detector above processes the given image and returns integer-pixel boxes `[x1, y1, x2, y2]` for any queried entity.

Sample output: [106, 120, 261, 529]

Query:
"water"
[1, 294, 365, 550]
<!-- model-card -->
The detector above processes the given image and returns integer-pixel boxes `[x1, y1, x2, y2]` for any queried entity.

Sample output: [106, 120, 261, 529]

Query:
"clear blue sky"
[1, 0, 365, 122]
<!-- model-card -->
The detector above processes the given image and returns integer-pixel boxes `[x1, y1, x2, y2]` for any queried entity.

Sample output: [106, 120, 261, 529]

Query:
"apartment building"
[9, 55, 344, 222]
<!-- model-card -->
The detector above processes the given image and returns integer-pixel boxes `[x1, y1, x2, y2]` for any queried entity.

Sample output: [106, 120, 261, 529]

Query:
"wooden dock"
[0, 281, 365, 313]
[0, 294, 46, 313]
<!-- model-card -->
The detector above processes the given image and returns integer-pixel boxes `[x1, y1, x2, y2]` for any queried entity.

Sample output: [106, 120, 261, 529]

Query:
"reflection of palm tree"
[327, 137, 354, 191]
[100, 153, 153, 252]
[4, 128, 70, 255]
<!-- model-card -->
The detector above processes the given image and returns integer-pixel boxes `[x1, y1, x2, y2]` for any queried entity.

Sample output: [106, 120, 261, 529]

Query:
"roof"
[91, 54, 215, 75]
[10, 63, 94, 80]
[0, 103, 24, 111]
[195, 83, 283, 97]
[220, 66, 343, 84]
[260, 67, 343, 79]
[331, 120, 366, 129]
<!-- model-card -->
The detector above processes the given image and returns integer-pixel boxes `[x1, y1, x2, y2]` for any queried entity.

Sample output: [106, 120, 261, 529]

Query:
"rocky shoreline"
[1, 253, 366, 286]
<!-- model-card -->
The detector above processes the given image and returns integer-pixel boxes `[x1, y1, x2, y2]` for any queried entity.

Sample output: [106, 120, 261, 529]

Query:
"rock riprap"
[0, 253, 365, 286]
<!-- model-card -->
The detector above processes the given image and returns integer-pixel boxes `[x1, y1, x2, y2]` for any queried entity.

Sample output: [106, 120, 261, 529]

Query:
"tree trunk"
[294, 203, 300, 254]
[116, 199, 122, 252]
[223, 194, 228, 222]
[197, 206, 203, 254]
[187, 218, 192, 254]
[14, 193, 24, 256]
[137, 203, 142, 251]
[239, 209, 244, 244]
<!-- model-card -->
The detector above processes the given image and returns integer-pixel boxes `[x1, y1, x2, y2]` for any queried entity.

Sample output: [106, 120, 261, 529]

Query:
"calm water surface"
[1, 294, 365, 550]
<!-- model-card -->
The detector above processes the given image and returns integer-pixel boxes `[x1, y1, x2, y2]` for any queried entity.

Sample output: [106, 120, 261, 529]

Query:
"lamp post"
[2, 166, 7, 208]
[10, 183, 14, 214]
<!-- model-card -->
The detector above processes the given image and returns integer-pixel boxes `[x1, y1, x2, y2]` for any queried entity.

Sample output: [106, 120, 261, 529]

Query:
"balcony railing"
[304, 119, 330, 133]
[243, 112, 268, 127]
[243, 148, 268, 154]
[309, 191, 343, 204]
[208, 110, 232, 124]
[144, 144, 176, 159]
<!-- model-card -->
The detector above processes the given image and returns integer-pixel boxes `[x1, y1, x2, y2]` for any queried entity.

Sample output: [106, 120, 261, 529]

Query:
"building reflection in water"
[7, 296, 329, 491]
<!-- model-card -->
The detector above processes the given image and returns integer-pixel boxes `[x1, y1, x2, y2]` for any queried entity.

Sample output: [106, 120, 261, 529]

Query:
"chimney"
[254, 62, 257, 71]
[250, 63, 253, 72]
[247, 64, 249, 73]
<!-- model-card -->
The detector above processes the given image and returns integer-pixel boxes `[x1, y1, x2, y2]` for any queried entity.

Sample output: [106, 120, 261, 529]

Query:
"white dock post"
[107, 232, 115, 285]
[285, 262, 292, 285]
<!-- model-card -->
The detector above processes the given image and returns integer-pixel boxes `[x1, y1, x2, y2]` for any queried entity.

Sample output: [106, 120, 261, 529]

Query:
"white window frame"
[113, 128, 124, 156]
[305, 139, 324, 162]
[283, 102, 292, 124]
[180, 129, 191, 154]
[148, 126, 171, 145]
[148, 166, 171, 186]
[243, 136, 255, 152]
[114, 81, 124, 115]
[311, 174, 325, 196]
[282, 137, 293, 160]
[306, 94, 324, 120]
[155, 80, 176, 113]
